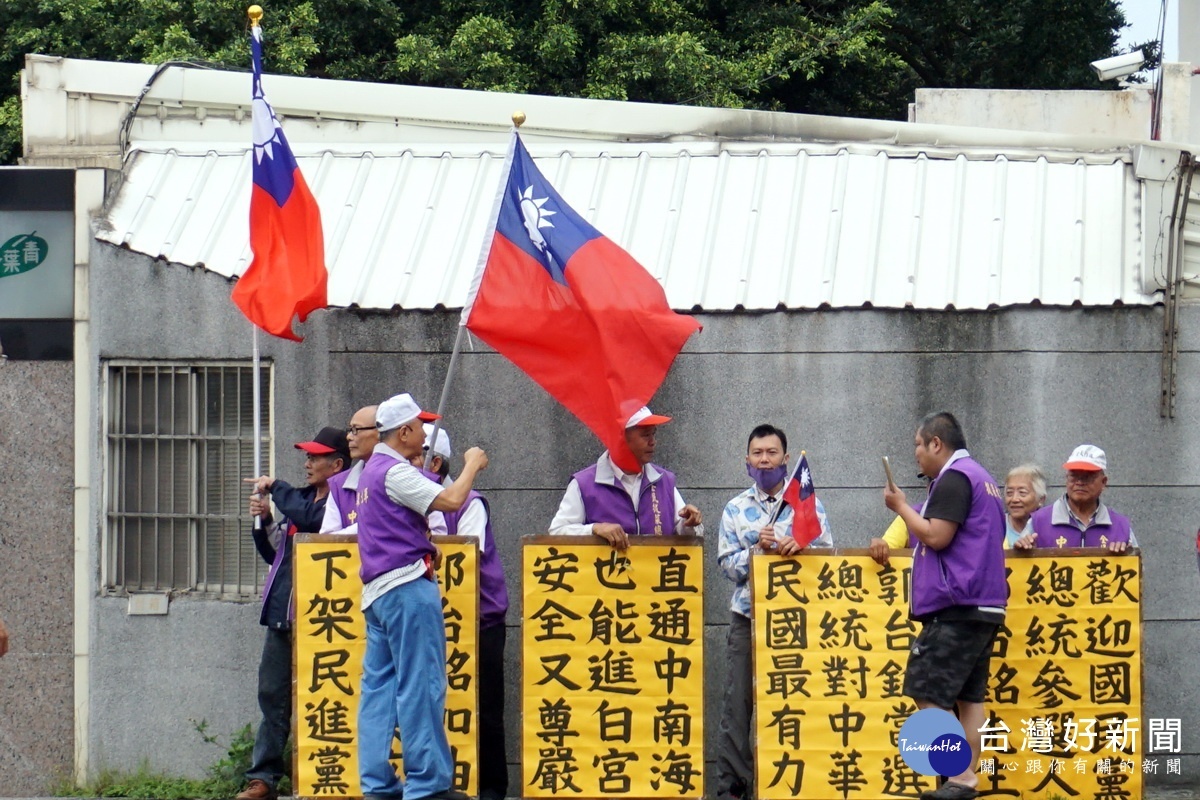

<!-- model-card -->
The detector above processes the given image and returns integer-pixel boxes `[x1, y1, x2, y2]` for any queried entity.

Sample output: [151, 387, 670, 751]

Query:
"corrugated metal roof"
[97, 139, 1150, 311]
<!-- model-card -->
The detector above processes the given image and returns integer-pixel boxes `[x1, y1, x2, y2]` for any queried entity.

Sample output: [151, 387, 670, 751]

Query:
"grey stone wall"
[83, 243, 1200, 789]
[0, 361, 74, 795]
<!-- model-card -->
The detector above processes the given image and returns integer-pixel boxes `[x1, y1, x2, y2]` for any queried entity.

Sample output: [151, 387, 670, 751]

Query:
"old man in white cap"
[549, 406, 703, 550]
[1019, 444, 1135, 553]
[355, 392, 488, 800]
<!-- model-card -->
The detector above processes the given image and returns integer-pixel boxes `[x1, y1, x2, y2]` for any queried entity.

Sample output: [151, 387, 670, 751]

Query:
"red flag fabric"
[462, 131, 700, 471]
[231, 25, 327, 342]
[782, 454, 824, 548]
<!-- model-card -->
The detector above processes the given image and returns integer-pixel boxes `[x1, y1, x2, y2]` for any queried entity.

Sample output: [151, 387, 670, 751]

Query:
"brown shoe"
[236, 779, 278, 800]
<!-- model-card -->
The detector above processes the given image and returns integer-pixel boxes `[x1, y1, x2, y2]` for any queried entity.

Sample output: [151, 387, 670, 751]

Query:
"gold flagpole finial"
[248, 5, 263, 26]
[512, 111, 526, 128]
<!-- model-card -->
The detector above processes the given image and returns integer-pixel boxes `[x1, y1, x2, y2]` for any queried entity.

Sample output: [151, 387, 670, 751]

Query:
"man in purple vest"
[548, 405, 703, 549]
[320, 404, 379, 533]
[415, 424, 510, 800]
[239, 426, 349, 800]
[1017, 444, 1135, 553]
[884, 412, 1006, 800]
[356, 392, 489, 800]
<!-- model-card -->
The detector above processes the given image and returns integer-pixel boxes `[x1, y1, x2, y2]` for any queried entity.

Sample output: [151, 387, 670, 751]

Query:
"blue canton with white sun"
[495, 134, 604, 285]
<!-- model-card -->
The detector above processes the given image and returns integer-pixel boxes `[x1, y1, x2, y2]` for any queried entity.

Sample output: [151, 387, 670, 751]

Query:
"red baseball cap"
[295, 426, 351, 462]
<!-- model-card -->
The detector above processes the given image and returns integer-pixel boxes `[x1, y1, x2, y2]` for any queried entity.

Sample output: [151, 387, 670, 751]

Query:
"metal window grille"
[104, 362, 272, 597]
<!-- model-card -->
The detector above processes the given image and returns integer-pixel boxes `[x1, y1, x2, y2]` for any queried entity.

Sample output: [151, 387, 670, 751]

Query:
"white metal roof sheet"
[97, 139, 1148, 311]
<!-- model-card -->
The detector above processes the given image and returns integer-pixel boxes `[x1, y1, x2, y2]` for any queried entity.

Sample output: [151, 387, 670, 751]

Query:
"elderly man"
[549, 406, 703, 548]
[1019, 445, 1134, 553]
[884, 412, 1006, 800]
[415, 424, 510, 800]
[356, 393, 488, 800]
[716, 423, 832, 800]
[321, 404, 379, 534]
[239, 426, 350, 800]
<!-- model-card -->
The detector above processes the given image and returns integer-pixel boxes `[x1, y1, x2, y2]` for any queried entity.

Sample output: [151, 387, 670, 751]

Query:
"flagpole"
[423, 324, 465, 470]
[423, 111, 524, 470]
[251, 324, 263, 530]
[249, 4, 264, 530]
[767, 449, 806, 526]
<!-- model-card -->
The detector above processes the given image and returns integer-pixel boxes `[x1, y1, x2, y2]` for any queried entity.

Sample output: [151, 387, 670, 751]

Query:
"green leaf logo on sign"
[0, 232, 49, 278]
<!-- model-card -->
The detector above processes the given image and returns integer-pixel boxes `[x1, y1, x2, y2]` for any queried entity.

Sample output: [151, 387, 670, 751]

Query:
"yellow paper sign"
[522, 536, 705, 798]
[751, 550, 1142, 800]
[293, 535, 479, 798]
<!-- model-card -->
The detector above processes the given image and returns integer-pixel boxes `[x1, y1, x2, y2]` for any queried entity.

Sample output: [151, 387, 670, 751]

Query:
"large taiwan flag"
[462, 131, 701, 472]
[231, 25, 327, 342]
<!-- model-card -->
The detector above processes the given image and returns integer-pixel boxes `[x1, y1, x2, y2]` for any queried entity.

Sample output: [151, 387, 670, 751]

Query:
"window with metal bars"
[104, 362, 272, 597]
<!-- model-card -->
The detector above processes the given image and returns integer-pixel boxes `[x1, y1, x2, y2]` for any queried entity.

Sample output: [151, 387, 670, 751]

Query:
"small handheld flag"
[781, 453, 824, 548]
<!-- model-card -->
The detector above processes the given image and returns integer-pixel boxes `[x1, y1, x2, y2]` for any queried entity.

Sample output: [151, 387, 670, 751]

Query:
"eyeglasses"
[347, 425, 377, 435]
[1066, 472, 1102, 485]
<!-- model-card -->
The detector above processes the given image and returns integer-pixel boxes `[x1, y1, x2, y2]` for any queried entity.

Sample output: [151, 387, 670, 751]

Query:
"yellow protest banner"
[293, 534, 479, 798]
[522, 536, 705, 798]
[751, 549, 1143, 799]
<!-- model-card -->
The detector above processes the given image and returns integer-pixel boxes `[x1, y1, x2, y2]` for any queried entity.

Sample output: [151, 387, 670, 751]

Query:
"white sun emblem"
[251, 96, 285, 165]
[519, 185, 556, 255]
[800, 466, 812, 488]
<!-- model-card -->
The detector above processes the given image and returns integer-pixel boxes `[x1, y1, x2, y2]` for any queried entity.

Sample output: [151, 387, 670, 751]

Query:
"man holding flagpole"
[355, 392, 488, 800]
[548, 406, 703, 548]
[715, 423, 832, 800]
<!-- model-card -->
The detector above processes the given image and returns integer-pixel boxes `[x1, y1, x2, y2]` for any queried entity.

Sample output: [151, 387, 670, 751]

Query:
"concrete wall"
[0, 361, 74, 794]
[913, 87, 1152, 139]
[85, 242, 1200, 789]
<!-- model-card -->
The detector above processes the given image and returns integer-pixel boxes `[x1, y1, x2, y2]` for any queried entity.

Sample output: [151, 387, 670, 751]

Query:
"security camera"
[1090, 50, 1145, 81]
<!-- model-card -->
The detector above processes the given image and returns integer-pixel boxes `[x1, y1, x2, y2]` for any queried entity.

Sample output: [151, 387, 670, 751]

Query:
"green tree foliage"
[1, 0, 1132, 164]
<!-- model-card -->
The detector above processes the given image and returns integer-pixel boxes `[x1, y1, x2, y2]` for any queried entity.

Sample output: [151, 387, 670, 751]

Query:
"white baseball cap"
[625, 406, 672, 428]
[422, 423, 452, 459]
[376, 393, 439, 432]
[1064, 444, 1107, 472]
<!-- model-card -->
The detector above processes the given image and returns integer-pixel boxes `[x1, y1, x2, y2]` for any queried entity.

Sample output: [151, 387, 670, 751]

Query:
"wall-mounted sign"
[0, 169, 75, 320]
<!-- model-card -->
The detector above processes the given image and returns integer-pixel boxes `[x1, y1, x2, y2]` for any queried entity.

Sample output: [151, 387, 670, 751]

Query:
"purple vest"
[443, 491, 509, 628]
[1029, 501, 1132, 548]
[357, 451, 436, 584]
[911, 456, 1008, 618]
[574, 462, 678, 536]
[326, 468, 359, 529]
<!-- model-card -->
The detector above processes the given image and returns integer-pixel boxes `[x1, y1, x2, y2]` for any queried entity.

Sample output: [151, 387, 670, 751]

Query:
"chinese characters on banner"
[523, 537, 705, 798]
[293, 534, 480, 798]
[751, 550, 1142, 800]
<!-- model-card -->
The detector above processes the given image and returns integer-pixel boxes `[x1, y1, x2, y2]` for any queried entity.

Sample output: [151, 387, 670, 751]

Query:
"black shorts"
[903, 618, 1000, 709]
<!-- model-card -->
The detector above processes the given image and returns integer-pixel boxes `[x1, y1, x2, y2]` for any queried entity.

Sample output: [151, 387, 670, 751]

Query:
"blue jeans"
[246, 627, 291, 787]
[358, 577, 453, 800]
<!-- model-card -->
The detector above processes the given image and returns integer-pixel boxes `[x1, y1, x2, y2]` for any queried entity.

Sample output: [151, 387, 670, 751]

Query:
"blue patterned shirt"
[717, 483, 833, 618]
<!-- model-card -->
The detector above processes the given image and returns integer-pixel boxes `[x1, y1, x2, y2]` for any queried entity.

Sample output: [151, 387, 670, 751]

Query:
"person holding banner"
[418, 424, 510, 800]
[356, 392, 488, 800]
[1018, 445, 1135, 552]
[239, 426, 350, 800]
[883, 412, 1006, 800]
[715, 424, 832, 800]
[320, 404, 379, 533]
[548, 406, 703, 549]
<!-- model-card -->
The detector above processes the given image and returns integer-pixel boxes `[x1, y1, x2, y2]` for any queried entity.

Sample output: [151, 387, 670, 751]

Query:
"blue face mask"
[746, 463, 788, 493]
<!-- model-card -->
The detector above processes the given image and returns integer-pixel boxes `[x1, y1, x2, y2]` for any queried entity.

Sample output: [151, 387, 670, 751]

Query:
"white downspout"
[73, 168, 105, 784]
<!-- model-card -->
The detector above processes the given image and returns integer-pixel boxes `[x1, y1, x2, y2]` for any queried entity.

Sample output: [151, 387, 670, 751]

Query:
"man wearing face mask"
[715, 423, 833, 800]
